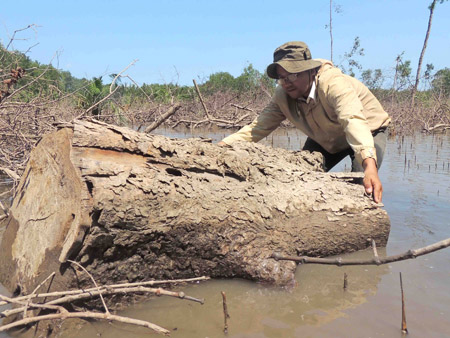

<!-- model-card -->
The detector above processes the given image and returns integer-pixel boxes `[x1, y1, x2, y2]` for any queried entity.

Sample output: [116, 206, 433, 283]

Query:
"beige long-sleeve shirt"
[222, 60, 391, 166]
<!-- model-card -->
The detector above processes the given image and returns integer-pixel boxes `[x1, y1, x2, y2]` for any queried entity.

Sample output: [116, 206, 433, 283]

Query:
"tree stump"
[0, 119, 390, 295]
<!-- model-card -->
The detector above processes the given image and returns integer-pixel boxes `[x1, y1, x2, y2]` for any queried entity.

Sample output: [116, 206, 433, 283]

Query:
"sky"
[1, 0, 449, 87]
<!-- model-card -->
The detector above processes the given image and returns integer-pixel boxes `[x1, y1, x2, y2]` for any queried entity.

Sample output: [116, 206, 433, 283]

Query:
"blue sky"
[1, 0, 449, 86]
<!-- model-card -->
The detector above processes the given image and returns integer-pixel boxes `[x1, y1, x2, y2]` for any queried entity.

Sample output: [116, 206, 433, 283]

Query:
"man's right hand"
[218, 141, 227, 146]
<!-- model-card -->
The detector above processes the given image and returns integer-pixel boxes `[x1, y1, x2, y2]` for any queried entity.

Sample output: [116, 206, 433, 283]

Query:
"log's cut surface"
[0, 120, 390, 295]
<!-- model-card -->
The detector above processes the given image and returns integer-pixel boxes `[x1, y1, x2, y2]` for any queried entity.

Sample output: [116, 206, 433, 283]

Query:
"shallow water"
[1, 129, 449, 337]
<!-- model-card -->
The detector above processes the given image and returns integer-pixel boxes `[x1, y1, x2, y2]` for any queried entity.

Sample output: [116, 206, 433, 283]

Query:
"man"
[219, 41, 391, 203]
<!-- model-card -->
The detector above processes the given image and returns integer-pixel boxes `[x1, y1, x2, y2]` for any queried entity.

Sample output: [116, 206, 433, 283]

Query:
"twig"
[109, 59, 138, 93]
[5, 24, 39, 50]
[193, 79, 211, 120]
[77, 86, 119, 119]
[2, 285, 205, 318]
[221, 291, 230, 334]
[23, 272, 56, 318]
[343, 273, 348, 290]
[271, 238, 450, 266]
[0, 166, 20, 180]
[400, 272, 408, 334]
[0, 294, 68, 316]
[230, 103, 254, 112]
[0, 276, 210, 307]
[2, 60, 54, 105]
[144, 104, 182, 133]
[68, 260, 109, 314]
[0, 311, 170, 335]
[76, 60, 137, 120]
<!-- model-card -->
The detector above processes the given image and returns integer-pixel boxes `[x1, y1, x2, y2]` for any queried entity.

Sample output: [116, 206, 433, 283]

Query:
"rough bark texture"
[0, 119, 390, 297]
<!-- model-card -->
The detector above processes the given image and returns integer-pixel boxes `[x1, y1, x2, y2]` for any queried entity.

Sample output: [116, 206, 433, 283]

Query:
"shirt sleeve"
[325, 74, 378, 166]
[221, 100, 286, 145]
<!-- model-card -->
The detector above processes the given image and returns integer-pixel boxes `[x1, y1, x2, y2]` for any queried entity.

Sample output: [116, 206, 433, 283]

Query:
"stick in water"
[400, 272, 408, 334]
[221, 291, 230, 334]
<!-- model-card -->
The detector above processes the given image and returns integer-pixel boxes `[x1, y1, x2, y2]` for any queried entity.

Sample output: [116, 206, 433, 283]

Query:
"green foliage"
[432, 68, 450, 96]
[141, 83, 193, 103]
[202, 64, 275, 95]
[203, 72, 235, 93]
[393, 53, 412, 90]
[361, 69, 384, 89]
[78, 76, 109, 114]
[338, 36, 365, 77]
[0, 43, 86, 103]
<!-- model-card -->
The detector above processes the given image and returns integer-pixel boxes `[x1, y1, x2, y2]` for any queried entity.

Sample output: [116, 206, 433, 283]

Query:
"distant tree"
[361, 69, 384, 90]
[325, 0, 342, 62]
[234, 64, 261, 91]
[338, 37, 364, 77]
[393, 53, 412, 91]
[431, 68, 450, 97]
[203, 71, 236, 93]
[411, 0, 448, 107]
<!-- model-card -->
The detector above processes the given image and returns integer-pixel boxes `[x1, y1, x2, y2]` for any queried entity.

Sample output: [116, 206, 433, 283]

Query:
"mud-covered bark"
[0, 119, 390, 296]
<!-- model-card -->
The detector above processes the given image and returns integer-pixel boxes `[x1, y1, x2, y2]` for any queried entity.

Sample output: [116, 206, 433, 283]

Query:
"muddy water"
[1, 130, 449, 337]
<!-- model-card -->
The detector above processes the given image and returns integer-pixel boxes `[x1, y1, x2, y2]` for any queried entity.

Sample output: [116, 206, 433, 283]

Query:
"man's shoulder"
[273, 85, 288, 102]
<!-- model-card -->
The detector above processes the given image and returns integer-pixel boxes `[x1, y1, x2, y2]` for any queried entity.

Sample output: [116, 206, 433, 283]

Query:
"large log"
[0, 120, 390, 295]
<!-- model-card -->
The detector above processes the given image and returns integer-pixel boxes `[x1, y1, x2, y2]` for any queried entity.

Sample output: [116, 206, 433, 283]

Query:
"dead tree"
[0, 119, 390, 299]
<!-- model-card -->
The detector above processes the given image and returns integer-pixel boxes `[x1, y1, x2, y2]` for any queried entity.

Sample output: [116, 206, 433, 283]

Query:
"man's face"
[276, 65, 311, 100]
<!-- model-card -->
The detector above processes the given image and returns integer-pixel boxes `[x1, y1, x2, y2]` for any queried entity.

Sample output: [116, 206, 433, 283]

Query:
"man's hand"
[218, 141, 228, 147]
[362, 158, 383, 203]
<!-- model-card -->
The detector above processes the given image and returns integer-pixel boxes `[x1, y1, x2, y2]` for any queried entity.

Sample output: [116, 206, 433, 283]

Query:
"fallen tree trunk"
[0, 119, 390, 296]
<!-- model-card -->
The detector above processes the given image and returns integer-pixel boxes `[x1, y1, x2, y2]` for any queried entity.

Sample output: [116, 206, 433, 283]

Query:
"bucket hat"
[266, 41, 321, 79]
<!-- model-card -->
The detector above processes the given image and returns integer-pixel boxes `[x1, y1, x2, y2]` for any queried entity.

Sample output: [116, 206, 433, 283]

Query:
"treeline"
[1, 42, 449, 110]
[1, 42, 449, 177]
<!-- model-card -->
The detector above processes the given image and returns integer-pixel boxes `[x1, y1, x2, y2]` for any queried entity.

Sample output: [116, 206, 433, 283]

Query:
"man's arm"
[324, 73, 383, 202]
[219, 98, 286, 145]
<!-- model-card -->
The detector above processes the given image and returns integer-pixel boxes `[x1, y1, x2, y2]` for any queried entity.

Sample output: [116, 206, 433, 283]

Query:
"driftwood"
[0, 275, 208, 335]
[271, 237, 450, 266]
[0, 119, 390, 300]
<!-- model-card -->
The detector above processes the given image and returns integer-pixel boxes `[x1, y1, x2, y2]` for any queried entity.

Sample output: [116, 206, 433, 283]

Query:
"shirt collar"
[297, 80, 316, 104]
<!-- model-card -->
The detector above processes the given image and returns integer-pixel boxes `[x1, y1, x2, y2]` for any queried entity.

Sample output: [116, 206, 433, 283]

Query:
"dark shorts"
[302, 128, 387, 172]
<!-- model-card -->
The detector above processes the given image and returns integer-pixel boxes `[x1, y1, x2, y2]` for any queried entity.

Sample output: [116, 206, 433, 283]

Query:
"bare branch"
[0, 311, 170, 335]
[145, 103, 182, 133]
[5, 24, 39, 50]
[68, 260, 109, 314]
[272, 238, 450, 266]
[193, 79, 212, 120]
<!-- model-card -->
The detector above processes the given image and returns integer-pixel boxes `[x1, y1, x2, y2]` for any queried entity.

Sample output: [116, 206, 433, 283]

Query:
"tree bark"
[411, 0, 437, 107]
[0, 119, 390, 297]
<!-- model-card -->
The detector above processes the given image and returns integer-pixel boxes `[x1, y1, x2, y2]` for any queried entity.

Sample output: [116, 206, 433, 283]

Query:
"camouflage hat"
[266, 41, 322, 79]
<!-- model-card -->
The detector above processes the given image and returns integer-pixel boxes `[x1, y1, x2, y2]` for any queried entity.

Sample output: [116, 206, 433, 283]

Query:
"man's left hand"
[362, 158, 383, 203]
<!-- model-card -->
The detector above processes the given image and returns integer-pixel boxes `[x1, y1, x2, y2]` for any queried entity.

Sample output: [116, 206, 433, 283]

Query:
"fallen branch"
[271, 238, 450, 266]
[0, 276, 209, 335]
[145, 103, 182, 133]
[193, 79, 211, 120]
[2, 286, 204, 319]
[23, 272, 55, 318]
[0, 311, 170, 335]
[0, 276, 209, 307]
[76, 60, 138, 119]
[68, 260, 109, 313]
[423, 123, 450, 132]
[230, 103, 254, 112]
